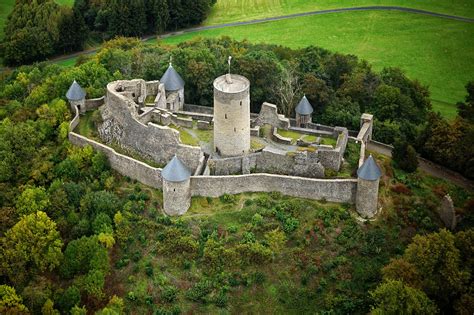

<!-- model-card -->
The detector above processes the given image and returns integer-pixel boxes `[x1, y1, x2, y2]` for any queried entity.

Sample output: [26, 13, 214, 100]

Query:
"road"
[48, 5, 474, 64]
[368, 141, 474, 192]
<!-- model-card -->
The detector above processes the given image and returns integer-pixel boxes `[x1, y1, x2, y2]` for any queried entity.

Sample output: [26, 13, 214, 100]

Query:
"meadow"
[205, 0, 474, 25]
[162, 10, 474, 119]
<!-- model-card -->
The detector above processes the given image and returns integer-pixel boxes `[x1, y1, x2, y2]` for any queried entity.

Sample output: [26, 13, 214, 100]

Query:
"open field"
[206, 0, 474, 25]
[162, 10, 474, 119]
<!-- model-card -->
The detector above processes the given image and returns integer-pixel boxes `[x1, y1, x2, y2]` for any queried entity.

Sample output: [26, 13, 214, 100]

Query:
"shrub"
[220, 193, 237, 204]
[390, 183, 412, 195]
[186, 280, 213, 303]
[57, 286, 80, 313]
[161, 286, 179, 303]
[392, 139, 418, 173]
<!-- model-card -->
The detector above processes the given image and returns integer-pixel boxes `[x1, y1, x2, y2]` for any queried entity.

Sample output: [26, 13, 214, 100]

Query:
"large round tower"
[161, 155, 191, 216]
[213, 74, 251, 157]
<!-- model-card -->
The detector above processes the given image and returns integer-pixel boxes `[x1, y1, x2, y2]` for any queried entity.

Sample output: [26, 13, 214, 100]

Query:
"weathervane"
[228, 56, 232, 75]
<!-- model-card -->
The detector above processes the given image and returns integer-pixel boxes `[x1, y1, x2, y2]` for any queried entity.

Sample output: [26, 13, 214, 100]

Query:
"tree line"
[0, 0, 216, 66]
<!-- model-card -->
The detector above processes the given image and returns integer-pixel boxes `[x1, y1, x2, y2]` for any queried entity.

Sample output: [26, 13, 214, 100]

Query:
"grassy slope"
[205, 0, 474, 25]
[162, 11, 474, 120]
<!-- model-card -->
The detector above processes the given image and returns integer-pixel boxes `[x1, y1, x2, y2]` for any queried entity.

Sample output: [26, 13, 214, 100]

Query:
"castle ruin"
[67, 64, 382, 219]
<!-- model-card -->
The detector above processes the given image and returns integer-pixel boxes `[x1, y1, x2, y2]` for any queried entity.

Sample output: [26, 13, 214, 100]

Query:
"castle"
[67, 63, 382, 219]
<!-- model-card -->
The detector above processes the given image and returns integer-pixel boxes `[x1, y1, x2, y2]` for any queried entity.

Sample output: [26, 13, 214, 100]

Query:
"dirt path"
[368, 141, 474, 192]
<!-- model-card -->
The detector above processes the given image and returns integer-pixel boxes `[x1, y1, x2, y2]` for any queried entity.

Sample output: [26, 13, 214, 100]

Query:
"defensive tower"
[356, 155, 382, 218]
[162, 155, 191, 216]
[213, 74, 251, 157]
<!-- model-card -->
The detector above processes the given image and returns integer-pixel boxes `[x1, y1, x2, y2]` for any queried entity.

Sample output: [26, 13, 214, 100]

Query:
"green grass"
[206, 0, 474, 25]
[0, 0, 14, 40]
[277, 128, 302, 142]
[163, 11, 474, 118]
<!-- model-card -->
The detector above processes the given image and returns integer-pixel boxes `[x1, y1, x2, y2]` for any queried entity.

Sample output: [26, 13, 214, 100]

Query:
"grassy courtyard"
[162, 10, 474, 119]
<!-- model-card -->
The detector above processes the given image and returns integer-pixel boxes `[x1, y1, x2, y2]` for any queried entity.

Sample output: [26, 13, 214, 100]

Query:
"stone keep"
[213, 74, 251, 157]
[356, 155, 382, 218]
[66, 80, 86, 114]
[162, 156, 191, 216]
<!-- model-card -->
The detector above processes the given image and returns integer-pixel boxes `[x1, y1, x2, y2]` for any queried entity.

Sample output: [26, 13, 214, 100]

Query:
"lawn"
[163, 10, 474, 119]
[205, 0, 474, 25]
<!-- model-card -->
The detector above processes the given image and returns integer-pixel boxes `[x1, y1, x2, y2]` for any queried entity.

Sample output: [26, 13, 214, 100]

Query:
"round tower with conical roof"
[295, 95, 314, 128]
[66, 80, 87, 114]
[160, 63, 185, 111]
[161, 155, 191, 216]
[213, 74, 251, 157]
[356, 155, 382, 218]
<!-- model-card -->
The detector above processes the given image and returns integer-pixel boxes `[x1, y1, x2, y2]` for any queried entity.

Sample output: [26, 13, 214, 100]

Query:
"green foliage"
[382, 229, 472, 312]
[57, 286, 81, 313]
[0, 285, 29, 314]
[392, 139, 419, 173]
[61, 235, 109, 278]
[370, 280, 438, 315]
[1, 211, 63, 285]
[15, 186, 51, 216]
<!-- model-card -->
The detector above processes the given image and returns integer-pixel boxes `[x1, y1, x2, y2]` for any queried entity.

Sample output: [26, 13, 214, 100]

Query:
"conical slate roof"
[357, 155, 382, 180]
[160, 65, 185, 91]
[162, 155, 191, 182]
[66, 80, 86, 101]
[295, 95, 314, 115]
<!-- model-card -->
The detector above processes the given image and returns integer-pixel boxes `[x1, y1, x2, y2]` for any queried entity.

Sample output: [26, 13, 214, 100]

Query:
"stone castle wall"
[99, 81, 203, 171]
[69, 132, 163, 189]
[191, 174, 357, 203]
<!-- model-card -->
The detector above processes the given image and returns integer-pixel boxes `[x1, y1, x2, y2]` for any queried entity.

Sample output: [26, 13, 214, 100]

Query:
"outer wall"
[163, 179, 191, 216]
[213, 86, 251, 157]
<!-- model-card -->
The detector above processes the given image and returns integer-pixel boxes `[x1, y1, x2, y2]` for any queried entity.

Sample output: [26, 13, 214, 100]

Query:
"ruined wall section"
[98, 81, 203, 171]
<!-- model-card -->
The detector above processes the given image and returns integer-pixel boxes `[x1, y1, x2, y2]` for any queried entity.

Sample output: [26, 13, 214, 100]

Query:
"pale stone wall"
[99, 81, 203, 171]
[84, 97, 105, 111]
[213, 75, 251, 157]
[69, 132, 162, 189]
[253, 102, 290, 129]
[183, 104, 213, 114]
[163, 179, 191, 216]
[355, 178, 379, 218]
[191, 174, 357, 203]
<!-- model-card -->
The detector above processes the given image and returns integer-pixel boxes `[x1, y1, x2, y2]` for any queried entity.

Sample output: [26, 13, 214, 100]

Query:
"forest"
[0, 0, 216, 65]
[0, 37, 473, 314]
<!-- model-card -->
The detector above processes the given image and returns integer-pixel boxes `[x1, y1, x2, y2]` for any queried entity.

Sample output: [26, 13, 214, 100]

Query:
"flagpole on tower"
[228, 56, 232, 75]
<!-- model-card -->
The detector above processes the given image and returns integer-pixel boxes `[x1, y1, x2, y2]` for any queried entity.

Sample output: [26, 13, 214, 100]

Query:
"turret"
[295, 95, 313, 128]
[160, 63, 185, 111]
[161, 155, 191, 216]
[356, 155, 382, 218]
[213, 73, 251, 157]
[66, 80, 86, 114]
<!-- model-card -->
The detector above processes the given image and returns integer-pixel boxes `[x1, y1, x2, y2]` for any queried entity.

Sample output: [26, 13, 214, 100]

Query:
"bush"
[161, 286, 179, 303]
[186, 280, 213, 303]
[392, 139, 418, 173]
[220, 194, 237, 204]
